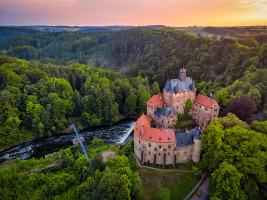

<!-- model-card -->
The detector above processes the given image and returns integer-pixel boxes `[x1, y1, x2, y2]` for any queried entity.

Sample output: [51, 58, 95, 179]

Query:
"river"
[0, 119, 135, 162]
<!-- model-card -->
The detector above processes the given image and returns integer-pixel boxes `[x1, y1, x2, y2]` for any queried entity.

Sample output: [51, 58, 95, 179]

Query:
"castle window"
[214, 109, 218, 111]
[159, 145, 161, 149]
[158, 153, 161, 156]
[159, 138, 161, 141]
[162, 120, 163, 123]
[168, 145, 171, 148]
[185, 152, 186, 154]
[168, 152, 170, 156]
[205, 108, 208, 110]
[148, 151, 151, 154]
[168, 121, 169, 123]
[168, 137, 170, 141]
[149, 143, 151, 147]
[139, 140, 140, 143]
[139, 148, 140, 151]
[149, 136, 152, 139]
[177, 106, 178, 109]
[147, 160, 150, 163]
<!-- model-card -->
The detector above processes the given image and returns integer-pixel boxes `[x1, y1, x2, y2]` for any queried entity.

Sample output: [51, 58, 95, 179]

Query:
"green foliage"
[0, 56, 151, 148]
[98, 170, 131, 200]
[124, 93, 137, 117]
[178, 99, 192, 122]
[0, 144, 143, 200]
[252, 120, 267, 134]
[151, 81, 160, 95]
[154, 188, 171, 200]
[91, 137, 104, 148]
[201, 115, 267, 199]
[192, 166, 202, 179]
[90, 153, 105, 174]
[172, 123, 196, 130]
[119, 141, 134, 157]
[137, 85, 151, 114]
[210, 162, 245, 200]
[217, 113, 250, 129]
[248, 88, 261, 108]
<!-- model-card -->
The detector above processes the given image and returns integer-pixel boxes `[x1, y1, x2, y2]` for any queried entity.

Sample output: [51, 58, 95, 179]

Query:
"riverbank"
[0, 119, 136, 162]
[0, 117, 135, 152]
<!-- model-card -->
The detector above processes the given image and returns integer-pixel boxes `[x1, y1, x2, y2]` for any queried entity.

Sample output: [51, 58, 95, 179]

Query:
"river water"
[0, 119, 135, 162]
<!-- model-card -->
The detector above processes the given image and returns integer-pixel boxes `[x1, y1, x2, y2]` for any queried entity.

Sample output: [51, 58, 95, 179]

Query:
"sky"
[0, 0, 266, 26]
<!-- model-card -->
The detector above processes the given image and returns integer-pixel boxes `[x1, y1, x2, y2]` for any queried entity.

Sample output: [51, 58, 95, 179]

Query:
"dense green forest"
[201, 113, 267, 200]
[0, 28, 267, 200]
[1, 29, 266, 148]
[0, 55, 157, 149]
[0, 139, 143, 200]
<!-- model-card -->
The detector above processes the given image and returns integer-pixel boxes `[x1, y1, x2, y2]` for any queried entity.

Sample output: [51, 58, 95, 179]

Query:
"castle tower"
[192, 127, 202, 163]
[179, 67, 186, 81]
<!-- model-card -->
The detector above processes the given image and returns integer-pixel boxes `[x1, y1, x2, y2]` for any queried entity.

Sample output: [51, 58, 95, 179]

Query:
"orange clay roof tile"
[147, 94, 165, 107]
[195, 95, 219, 109]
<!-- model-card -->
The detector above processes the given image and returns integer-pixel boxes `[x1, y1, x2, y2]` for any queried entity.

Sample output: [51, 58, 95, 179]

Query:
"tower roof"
[163, 77, 195, 94]
[147, 94, 165, 107]
[154, 106, 177, 118]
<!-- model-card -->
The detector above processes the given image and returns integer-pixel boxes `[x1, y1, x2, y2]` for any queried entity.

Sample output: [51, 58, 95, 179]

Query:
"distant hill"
[0, 26, 40, 47]
[78, 25, 168, 33]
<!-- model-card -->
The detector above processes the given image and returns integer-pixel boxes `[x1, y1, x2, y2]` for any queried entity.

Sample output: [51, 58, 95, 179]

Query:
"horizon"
[0, 0, 267, 27]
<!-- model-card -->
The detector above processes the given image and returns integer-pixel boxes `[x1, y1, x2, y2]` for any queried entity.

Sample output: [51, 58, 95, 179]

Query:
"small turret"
[192, 127, 202, 163]
[191, 79, 195, 90]
[164, 79, 170, 91]
[209, 93, 213, 100]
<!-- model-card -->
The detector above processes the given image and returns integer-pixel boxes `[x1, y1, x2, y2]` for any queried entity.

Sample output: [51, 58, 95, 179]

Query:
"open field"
[138, 167, 199, 200]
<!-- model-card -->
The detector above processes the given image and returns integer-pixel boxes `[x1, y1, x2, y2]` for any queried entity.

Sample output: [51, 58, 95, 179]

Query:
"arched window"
[149, 143, 151, 147]
[159, 145, 161, 149]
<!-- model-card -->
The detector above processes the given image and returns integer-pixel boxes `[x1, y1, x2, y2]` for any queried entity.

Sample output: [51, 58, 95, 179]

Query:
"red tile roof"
[134, 114, 176, 143]
[195, 95, 219, 109]
[147, 94, 165, 107]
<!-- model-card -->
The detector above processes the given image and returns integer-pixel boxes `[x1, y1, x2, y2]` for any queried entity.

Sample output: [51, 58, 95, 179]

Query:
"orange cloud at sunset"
[0, 0, 266, 26]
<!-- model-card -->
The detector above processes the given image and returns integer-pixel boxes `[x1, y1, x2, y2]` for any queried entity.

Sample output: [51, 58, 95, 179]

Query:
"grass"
[138, 167, 199, 200]
[142, 160, 201, 171]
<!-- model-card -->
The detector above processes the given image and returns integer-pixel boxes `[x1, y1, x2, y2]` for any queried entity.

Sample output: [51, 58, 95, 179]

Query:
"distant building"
[134, 67, 219, 167]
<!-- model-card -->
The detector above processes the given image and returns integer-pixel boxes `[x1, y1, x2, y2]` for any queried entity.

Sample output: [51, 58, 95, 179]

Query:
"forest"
[0, 55, 158, 149]
[0, 27, 267, 200]
[0, 138, 143, 200]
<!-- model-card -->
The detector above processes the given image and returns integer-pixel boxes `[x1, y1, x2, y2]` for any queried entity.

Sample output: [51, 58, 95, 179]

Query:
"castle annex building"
[134, 68, 219, 167]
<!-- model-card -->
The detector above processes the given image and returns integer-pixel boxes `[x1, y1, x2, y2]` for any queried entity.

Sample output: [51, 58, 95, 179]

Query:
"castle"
[134, 68, 219, 167]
